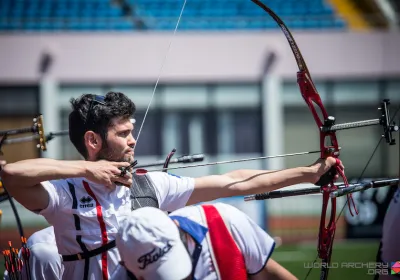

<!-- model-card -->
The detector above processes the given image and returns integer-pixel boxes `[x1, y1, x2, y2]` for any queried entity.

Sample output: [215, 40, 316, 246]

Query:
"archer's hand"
[310, 157, 344, 185]
[85, 161, 133, 189]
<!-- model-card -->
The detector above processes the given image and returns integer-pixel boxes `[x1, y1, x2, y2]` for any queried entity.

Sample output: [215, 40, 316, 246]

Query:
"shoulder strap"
[170, 215, 208, 279]
[201, 204, 247, 280]
[130, 173, 159, 210]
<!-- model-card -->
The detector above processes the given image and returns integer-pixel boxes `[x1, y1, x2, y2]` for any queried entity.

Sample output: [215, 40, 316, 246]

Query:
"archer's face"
[96, 117, 136, 163]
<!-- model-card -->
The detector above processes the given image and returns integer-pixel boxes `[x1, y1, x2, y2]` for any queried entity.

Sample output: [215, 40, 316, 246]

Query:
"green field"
[273, 240, 382, 279]
[0, 240, 382, 279]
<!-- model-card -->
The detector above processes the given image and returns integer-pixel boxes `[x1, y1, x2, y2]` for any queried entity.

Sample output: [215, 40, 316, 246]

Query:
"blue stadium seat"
[0, 0, 347, 31]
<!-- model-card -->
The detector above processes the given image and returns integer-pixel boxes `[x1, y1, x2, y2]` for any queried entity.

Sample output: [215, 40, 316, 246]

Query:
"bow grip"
[315, 166, 337, 186]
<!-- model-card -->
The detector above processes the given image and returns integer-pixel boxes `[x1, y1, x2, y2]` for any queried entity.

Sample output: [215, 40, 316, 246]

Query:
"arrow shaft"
[144, 150, 320, 172]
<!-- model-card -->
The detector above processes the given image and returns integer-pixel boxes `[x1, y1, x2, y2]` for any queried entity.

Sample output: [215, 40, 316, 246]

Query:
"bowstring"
[133, 0, 187, 151]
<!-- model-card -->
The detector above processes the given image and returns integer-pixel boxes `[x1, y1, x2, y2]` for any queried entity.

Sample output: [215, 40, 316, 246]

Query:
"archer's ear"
[84, 131, 102, 158]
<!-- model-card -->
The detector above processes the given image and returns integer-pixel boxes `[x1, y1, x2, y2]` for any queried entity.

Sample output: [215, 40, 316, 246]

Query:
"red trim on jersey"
[202, 204, 247, 280]
[83, 181, 109, 280]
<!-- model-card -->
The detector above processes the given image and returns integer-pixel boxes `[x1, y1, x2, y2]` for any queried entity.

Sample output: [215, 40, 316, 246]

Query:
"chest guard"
[130, 172, 159, 210]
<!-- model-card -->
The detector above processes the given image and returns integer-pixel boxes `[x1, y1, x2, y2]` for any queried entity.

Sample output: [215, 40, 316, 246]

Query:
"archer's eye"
[119, 131, 131, 137]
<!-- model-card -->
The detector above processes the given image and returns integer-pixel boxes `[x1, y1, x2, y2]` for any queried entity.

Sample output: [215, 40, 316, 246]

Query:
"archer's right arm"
[0, 158, 132, 211]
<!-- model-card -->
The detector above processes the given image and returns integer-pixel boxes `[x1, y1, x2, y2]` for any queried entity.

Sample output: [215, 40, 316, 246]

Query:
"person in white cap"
[2, 92, 340, 279]
[113, 203, 298, 280]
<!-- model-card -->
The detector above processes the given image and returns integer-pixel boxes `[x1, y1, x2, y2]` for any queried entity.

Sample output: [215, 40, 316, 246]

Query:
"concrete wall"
[0, 31, 399, 84]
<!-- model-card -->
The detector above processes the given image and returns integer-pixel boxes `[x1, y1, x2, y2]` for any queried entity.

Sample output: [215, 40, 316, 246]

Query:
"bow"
[249, 2, 348, 278]
[246, 1, 399, 279]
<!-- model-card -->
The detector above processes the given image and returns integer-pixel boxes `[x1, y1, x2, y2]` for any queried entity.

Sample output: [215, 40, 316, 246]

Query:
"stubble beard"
[97, 145, 133, 163]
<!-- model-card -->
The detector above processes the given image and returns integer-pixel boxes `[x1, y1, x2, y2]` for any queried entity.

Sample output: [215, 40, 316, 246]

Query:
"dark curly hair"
[68, 91, 136, 159]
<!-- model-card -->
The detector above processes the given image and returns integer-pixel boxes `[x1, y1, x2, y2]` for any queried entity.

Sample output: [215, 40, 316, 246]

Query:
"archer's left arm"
[186, 157, 337, 205]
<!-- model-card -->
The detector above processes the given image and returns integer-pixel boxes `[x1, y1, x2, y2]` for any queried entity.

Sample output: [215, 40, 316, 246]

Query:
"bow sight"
[245, 98, 399, 203]
[320, 99, 399, 146]
[0, 115, 47, 154]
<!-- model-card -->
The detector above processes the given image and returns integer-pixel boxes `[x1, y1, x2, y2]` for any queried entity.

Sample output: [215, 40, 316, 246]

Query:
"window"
[161, 108, 262, 157]
[60, 109, 82, 160]
[0, 86, 38, 116]
[133, 111, 162, 157]
[232, 109, 262, 154]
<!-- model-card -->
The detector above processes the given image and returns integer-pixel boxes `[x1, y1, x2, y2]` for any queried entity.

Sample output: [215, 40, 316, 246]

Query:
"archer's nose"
[127, 133, 136, 148]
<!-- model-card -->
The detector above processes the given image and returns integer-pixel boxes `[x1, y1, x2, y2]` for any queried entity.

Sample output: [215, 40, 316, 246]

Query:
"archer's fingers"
[110, 166, 128, 176]
[111, 162, 131, 168]
[117, 167, 133, 178]
[336, 159, 344, 171]
[113, 175, 133, 187]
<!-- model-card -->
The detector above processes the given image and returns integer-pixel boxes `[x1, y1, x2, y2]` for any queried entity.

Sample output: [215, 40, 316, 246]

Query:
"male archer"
[1, 91, 343, 279]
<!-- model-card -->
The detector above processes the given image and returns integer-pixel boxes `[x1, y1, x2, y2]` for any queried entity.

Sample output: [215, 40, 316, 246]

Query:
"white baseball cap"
[116, 207, 193, 280]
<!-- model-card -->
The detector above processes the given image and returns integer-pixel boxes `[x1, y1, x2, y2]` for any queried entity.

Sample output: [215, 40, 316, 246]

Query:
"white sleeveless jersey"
[38, 172, 194, 280]
[381, 186, 400, 262]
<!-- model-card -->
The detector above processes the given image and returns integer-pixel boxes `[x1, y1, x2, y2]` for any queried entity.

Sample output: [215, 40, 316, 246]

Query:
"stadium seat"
[0, 0, 347, 31]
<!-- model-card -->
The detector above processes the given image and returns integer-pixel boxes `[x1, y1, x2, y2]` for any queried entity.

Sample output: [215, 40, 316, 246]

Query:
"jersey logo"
[79, 196, 94, 208]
